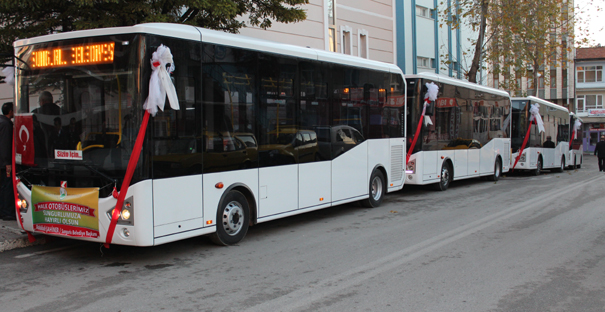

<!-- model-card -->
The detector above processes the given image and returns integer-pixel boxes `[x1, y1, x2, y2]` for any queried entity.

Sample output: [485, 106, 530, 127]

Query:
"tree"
[440, 0, 597, 92]
[0, 0, 308, 64]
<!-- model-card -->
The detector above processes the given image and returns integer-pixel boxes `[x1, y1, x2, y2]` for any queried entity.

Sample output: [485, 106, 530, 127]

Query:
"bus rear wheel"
[434, 162, 451, 191]
[210, 190, 250, 246]
[577, 156, 582, 168]
[362, 169, 386, 208]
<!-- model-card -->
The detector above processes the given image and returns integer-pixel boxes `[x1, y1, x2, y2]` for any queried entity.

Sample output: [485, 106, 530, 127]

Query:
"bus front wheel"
[210, 190, 250, 246]
[362, 169, 386, 208]
[434, 162, 451, 191]
[532, 157, 542, 176]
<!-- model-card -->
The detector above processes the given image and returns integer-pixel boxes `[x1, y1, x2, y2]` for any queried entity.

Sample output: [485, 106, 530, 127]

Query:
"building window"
[341, 26, 352, 55]
[417, 57, 431, 68]
[416, 6, 434, 19]
[577, 94, 604, 113]
[358, 30, 368, 59]
[329, 28, 336, 52]
[550, 69, 557, 88]
[577, 65, 603, 83]
[328, 0, 336, 52]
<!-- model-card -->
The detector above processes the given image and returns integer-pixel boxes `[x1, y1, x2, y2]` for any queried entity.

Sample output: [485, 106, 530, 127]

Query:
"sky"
[575, 0, 605, 47]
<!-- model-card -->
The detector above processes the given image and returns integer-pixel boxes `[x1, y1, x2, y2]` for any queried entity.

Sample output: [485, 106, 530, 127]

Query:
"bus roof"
[13, 22, 402, 75]
[407, 72, 511, 98]
[512, 96, 569, 113]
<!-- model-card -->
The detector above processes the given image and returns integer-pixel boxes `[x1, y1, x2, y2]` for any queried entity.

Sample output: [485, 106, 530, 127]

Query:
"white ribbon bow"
[529, 103, 545, 133]
[1, 66, 14, 86]
[572, 119, 582, 139]
[143, 44, 179, 116]
[423, 82, 439, 126]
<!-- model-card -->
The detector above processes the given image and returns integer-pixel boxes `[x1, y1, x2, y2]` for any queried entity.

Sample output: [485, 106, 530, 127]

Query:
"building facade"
[238, 0, 397, 64]
[396, 0, 481, 81]
[575, 47, 605, 154]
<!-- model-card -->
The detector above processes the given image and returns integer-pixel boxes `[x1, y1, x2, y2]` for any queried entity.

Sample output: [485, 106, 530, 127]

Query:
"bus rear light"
[215, 182, 224, 189]
[16, 196, 28, 212]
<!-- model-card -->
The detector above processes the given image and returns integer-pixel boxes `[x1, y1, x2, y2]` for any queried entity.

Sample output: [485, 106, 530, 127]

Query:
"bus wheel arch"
[434, 159, 453, 191]
[361, 166, 387, 208]
[210, 185, 255, 246]
[487, 156, 502, 181]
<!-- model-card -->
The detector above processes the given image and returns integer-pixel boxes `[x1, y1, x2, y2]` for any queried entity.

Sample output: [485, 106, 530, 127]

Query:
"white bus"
[510, 96, 582, 175]
[404, 73, 512, 191]
[11, 23, 407, 246]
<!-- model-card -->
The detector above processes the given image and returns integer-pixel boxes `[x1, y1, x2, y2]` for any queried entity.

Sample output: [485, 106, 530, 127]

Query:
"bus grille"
[391, 145, 404, 182]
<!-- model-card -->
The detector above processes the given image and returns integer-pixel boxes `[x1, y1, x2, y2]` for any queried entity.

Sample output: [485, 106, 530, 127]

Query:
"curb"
[0, 221, 49, 252]
[0, 235, 49, 252]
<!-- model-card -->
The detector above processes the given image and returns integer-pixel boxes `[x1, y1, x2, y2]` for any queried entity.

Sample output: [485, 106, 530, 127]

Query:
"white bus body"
[13, 23, 407, 246]
[404, 73, 512, 190]
[510, 96, 581, 174]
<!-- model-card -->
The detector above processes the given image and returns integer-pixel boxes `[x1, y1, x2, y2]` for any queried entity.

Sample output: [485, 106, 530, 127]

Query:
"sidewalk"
[0, 219, 48, 252]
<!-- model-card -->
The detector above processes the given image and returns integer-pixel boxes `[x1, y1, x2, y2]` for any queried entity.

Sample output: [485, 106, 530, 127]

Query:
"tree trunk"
[468, 0, 489, 83]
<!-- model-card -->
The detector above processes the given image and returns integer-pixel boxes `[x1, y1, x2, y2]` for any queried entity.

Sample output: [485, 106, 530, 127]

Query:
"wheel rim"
[371, 176, 383, 201]
[441, 166, 449, 186]
[222, 201, 244, 236]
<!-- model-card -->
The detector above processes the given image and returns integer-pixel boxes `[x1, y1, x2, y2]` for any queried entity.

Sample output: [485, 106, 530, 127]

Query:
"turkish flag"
[14, 114, 35, 166]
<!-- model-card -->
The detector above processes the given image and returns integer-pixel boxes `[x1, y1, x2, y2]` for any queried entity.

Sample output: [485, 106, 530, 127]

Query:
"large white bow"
[572, 119, 582, 139]
[529, 103, 545, 133]
[1, 66, 14, 86]
[423, 82, 439, 126]
[143, 44, 179, 116]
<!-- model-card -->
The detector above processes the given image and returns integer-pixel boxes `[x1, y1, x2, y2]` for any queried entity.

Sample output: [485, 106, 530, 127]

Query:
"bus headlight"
[519, 153, 526, 162]
[107, 197, 134, 225]
[16, 196, 28, 213]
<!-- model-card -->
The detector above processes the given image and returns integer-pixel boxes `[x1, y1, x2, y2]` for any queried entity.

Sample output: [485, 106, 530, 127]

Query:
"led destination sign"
[31, 42, 115, 68]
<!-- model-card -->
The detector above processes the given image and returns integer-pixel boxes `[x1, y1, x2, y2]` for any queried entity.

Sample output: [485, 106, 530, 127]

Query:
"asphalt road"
[1, 156, 604, 312]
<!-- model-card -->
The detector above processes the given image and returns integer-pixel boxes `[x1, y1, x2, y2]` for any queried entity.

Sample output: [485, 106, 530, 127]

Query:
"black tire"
[210, 190, 250, 246]
[434, 162, 452, 191]
[532, 157, 542, 176]
[577, 156, 582, 168]
[487, 158, 501, 181]
[361, 169, 386, 208]
[555, 157, 565, 172]
[573, 156, 577, 169]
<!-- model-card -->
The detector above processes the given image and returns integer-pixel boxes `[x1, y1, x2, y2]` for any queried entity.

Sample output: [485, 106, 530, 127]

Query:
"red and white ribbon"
[106, 45, 178, 248]
[529, 103, 545, 134]
[143, 44, 180, 116]
[406, 82, 439, 163]
[569, 118, 582, 147]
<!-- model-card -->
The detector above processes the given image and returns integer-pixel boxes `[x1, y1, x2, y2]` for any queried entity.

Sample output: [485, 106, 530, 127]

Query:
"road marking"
[245, 174, 604, 312]
[15, 245, 81, 259]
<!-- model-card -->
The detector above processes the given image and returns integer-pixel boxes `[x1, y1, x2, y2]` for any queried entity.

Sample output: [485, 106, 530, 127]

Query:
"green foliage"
[0, 0, 308, 63]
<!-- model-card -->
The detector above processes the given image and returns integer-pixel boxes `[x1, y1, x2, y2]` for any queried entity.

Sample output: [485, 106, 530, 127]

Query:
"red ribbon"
[512, 118, 536, 171]
[104, 111, 150, 248]
[12, 123, 35, 242]
[406, 97, 429, 163]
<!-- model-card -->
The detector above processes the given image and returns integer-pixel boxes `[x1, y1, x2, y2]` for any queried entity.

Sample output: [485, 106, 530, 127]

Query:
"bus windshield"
[15, 34, 143, 196]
